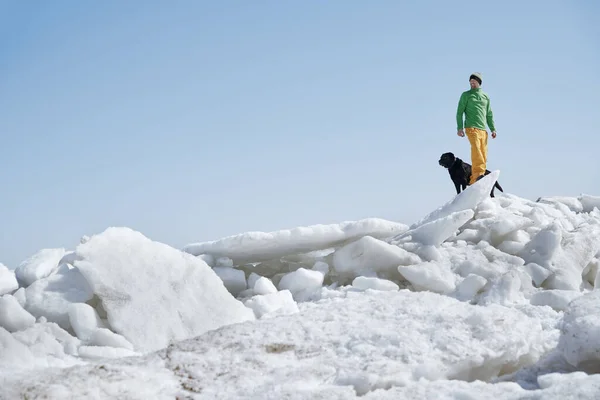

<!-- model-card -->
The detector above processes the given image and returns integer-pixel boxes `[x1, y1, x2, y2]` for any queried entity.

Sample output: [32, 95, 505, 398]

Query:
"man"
[456, 72, 497, 184]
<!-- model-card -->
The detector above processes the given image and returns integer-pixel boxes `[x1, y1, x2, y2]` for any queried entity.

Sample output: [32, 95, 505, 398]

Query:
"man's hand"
[491, 131, 497, 139]
[457, 129, 465, 137]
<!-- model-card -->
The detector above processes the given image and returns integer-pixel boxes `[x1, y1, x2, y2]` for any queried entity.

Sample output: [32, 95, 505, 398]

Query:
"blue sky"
[1, 0, 599, 267]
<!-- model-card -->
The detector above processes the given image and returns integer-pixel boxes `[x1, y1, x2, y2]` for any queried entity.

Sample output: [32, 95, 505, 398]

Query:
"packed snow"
[2, 172, 600, 399]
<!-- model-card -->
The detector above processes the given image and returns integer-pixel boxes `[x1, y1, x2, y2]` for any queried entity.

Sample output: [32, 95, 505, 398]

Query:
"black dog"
[438, 152, 503, 197]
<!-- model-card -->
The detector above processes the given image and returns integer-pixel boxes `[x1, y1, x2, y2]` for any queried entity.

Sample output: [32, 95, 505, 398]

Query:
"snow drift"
[2, 172, 600, 398]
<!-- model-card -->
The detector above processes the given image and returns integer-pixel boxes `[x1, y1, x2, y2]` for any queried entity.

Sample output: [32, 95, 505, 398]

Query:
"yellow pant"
[465, 127, 488, 185]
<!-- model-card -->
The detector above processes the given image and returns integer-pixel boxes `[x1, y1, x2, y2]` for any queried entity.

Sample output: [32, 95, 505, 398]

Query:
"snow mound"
[2, 170, 600, 398]
[73, 227, 255, 353]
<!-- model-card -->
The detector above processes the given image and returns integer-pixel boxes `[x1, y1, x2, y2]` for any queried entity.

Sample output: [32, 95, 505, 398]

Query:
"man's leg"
[465, 127, 488, 184]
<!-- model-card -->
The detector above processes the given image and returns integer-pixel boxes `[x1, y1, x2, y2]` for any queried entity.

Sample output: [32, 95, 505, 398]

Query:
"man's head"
[469, 72, 482, 89]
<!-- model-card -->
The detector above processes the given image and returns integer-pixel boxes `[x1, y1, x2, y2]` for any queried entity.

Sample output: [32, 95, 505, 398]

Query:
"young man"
[456, 72, 497, 184]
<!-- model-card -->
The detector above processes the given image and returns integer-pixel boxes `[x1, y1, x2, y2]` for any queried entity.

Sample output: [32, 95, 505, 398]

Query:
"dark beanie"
[469, 72, 482, 85]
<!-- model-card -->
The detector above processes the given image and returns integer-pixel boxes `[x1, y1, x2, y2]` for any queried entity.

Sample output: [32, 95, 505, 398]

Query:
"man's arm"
[456, 92, 466, 131]
[486, 95, 496, 132]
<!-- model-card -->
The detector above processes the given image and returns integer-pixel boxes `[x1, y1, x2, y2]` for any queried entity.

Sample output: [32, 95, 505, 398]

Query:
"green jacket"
[456, 88, 496, 132]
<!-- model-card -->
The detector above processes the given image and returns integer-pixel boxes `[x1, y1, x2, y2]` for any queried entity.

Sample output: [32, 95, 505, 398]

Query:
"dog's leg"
[454, 181, 461, 194]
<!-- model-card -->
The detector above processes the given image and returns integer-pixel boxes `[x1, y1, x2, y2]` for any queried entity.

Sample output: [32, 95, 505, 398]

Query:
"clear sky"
[1, 0, 599, 268]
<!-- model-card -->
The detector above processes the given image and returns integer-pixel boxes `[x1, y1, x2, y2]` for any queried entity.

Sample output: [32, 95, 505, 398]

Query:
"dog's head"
[438, 152, 456, 169]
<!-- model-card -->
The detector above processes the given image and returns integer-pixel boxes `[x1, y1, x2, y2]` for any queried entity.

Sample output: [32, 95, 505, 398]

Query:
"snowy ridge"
[2, 173, 600, 399]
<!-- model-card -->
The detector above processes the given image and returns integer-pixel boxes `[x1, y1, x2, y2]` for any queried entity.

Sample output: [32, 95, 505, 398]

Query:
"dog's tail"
[494, 181, 504, 192]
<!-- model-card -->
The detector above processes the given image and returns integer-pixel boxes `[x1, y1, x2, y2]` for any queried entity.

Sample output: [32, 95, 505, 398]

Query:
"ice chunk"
[398, 261, 456, 294]
[14, 248, 66, 287]
[0, 295, 35, 332]
[58, 251, 82, 267]
[452, 228, 483, 243]
[410, 170, 500, 229]
[12, 287, 26, 307]
[24, 265, 93, 331]
[455, 257, 510, 282]
[523, 263, 552, 287]
[453, 274, 487, 302]
[580, 194, 600, 213]
[216, 257, 234, 268]
[11, 321, 81, 367]
[352, 276, 399, 291]
[490, 213, 534, 239]
[333, 236, 420, 276]
[73, 227, 255, 353]
[519, 221, 600, 290]
[278, 268, 324, 296]
[253, 277, 277, 295]
[183, 218, 409, 264]
[558, 290, 600, 370]
[244, 290, 299, 319]
[497, 240, 526, 256]
[198, 254, 215, 267]
[68, 303, 105, 342]
[0, 263, 18, 295]
[212, 266, 247, 296]
[530, 290, 582, 311]
[537, 196, 584, 213]
[392, 210, 474, 247]
[479, 270, 528, 306]
[247, 272, 262, 289]
[77, 345, 138, 360]
[0, 327, 36, 368]
[312, 261, 330, 275]
[89, 328, 134, 350]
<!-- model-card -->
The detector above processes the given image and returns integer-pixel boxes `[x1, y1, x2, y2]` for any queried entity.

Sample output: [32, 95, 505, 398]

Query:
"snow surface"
[2, 174, 600, 398]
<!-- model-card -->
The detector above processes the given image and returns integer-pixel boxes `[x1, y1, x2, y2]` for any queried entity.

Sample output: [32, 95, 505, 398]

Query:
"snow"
[2, 174, 600, 398]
